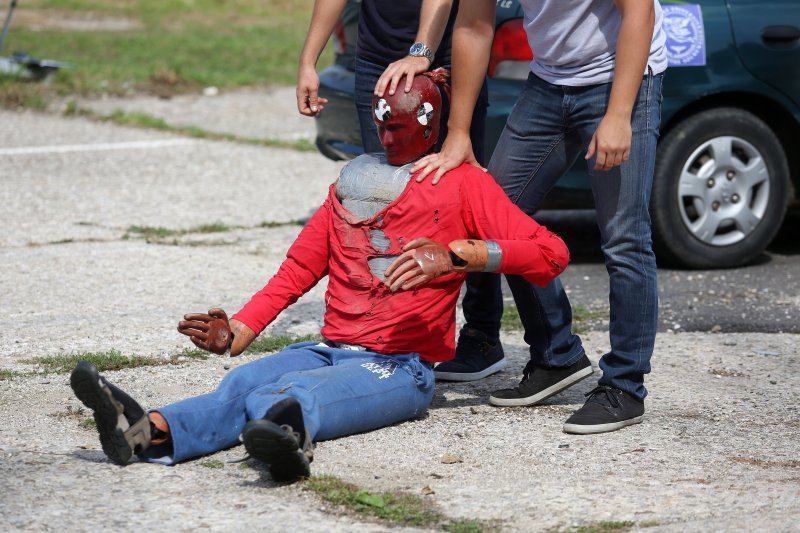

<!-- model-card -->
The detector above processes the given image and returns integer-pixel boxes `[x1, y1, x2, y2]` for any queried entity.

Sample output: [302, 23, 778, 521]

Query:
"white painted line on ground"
[0, 138, 197, 155]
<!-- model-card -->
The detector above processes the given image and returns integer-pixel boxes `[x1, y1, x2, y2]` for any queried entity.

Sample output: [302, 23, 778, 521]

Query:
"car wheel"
[651, 107, 789, 268]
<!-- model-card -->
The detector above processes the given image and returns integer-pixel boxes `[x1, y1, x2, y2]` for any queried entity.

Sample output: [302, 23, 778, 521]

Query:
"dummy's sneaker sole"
[489, 365, 594, 407]
[434, 358, 507, 382]
[70, 361, 148, 465]
[242, 419, 311, 482]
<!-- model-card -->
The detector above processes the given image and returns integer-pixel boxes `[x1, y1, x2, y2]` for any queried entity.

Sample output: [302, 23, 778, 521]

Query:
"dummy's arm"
[177, 308, 257, 357]
[384, 237, 502, 291]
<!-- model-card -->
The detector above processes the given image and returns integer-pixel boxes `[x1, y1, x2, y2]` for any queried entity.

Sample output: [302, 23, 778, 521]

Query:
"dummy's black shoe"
[489, 354, 593, 406]
[434, 327, 506, 382]
[70, 361, 152, 465]
[242, 398, 314, 482]
[563, 386, 644, 434]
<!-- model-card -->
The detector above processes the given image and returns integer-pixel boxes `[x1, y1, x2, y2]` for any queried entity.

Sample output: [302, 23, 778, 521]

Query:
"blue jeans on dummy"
[140, 342, 434, 464]
[465, 71, 663, 400]
[354, 55, 501, 339]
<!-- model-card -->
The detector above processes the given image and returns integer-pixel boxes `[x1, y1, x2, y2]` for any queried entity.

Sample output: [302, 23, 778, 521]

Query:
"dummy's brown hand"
[177, 308, 233, 355]
[384, 238, 454, 291]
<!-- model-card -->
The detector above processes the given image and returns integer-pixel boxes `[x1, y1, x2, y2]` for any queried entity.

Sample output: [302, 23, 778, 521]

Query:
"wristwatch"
[409, 42, 434, 64]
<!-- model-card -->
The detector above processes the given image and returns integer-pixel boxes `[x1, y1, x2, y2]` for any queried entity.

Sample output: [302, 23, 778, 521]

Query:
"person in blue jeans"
[69, 74, 569, 482]
[412, 0, 668, 434]
[296, 0, 504, 378]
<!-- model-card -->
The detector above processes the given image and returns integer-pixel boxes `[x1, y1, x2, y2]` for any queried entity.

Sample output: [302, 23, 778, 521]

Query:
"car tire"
[651, 107, 789, 269]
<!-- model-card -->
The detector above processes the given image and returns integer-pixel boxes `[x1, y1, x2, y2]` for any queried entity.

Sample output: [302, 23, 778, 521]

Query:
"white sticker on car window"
[663, 4, 706, 67]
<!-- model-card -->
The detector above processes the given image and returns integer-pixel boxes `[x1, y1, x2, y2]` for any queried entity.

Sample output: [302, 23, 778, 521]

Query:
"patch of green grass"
[108, 110, 170, 129]
[305, 475, 486, 531]
[245, 334, 322, 354]
[259, 220, 304, 228]
[27, 237, 110, 247]
[501, 304, 609, 334]
[176, 347, 210, 359]
[445, 521, 486, 533]
[0, 77, 50, 110]
[90, 108, 317, 151]
[5, 1, 321, 92]
[192, 223, 233, 234]
[137, 218, 308, 245]
[565, 521, 635, 533]
[24, 348, 209, 374]
[571, 304, 610, 334]
[126, 225, 180, 239]
[0, 369, 21, 381]
[500, 305, 522, 331]
[124, 222, 236, 240]
[49, 407, 97, 429]
[200, 459, 224, 469]
[48, 405, 86, 420]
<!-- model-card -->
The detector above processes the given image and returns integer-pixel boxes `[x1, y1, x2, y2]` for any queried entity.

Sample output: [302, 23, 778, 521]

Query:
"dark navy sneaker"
[241, 397, 314, 482]
[70, 361, 152, 465]
[489, 354, 594, 406]
[562, 385, 645, 434]
[434, 327, 506, 382]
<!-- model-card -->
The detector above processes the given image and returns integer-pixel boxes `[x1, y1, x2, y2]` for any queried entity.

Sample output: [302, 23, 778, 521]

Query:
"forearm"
[607, 0, 655, 119]
[460, 167, 570, 285]
[415, 0, 454, 55]
[228, 319, 257, 357]
[447, 239, 502, 272]
[447, 0, 495, 136]
[233, 264, 324, 335]
[299, 0, 348, 69]
[232, 203, 331, 334]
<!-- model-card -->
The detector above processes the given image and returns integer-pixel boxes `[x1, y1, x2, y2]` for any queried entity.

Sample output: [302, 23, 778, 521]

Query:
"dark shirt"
[356, 0, 457, 68]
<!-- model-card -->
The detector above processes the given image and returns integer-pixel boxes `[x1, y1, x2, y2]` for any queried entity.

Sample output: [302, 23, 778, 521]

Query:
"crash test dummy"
[70, 72, 570, 482]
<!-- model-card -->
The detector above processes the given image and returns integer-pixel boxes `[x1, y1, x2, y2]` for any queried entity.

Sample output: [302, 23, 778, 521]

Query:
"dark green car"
[315, 0, 800, 268]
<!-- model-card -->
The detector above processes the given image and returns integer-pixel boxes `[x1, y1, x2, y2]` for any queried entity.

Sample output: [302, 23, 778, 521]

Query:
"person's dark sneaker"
[489, 353, 593, 407]
[70, 361, 152, 465]
[241, 398, 314, 482]
[562, 385, 645, 434]
[434, 327, 506, 382]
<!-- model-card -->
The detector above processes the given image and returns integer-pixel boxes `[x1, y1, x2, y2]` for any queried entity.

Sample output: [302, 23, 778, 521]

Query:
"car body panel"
[314, 0, 800, 262]
[727, 0, 800, 113]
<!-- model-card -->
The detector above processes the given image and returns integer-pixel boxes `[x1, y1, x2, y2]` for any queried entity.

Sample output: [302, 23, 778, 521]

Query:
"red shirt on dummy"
[233, 163, 569, 362]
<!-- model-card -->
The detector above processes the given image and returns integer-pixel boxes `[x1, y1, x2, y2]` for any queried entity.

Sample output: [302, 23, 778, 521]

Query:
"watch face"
[410, 42, 432, 61]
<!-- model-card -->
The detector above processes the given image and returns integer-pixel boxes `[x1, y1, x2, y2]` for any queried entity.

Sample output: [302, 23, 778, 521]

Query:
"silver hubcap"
[677, 136, 769, 247]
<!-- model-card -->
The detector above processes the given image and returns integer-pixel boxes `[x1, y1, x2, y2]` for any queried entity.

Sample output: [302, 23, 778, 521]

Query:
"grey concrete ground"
[1, 88, 798, 532]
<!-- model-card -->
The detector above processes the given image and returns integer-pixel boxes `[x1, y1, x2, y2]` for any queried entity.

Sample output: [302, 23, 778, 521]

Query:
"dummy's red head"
[372, 72, 447, 166]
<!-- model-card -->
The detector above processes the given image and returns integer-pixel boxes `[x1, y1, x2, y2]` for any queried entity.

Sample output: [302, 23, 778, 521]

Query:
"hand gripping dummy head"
[372, 70, 448, 166]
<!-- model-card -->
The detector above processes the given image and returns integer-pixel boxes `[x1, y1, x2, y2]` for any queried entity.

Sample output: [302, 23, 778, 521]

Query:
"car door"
[727, 0, 800, 110]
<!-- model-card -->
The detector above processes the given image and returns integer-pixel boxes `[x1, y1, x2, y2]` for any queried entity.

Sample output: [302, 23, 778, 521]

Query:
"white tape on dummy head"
[417, 102, 433, 126]
[375, 99, 392, 122]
